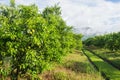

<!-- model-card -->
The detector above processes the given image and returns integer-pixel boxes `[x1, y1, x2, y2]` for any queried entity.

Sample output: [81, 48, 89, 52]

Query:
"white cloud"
[1, 0, 120, 35]
[56, 0, 120, 34]
[15, 0, 37, 5]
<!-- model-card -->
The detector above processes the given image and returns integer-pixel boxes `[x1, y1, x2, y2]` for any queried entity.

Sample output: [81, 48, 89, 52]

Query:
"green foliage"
[10, 0, 15, 7]
[83, 32, 120, 51]
[0, 2, 82, 79]
[73, 34, 83, 50]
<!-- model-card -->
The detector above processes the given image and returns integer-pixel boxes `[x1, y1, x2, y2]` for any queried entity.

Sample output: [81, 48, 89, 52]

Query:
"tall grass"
[40, 50, 103, 80]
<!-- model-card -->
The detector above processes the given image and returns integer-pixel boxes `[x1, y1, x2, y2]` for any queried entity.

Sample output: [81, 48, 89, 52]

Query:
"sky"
[0, 0, 120, 35]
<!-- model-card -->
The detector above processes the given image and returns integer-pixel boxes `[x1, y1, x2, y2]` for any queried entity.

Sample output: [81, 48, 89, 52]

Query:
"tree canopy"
[0, 1, 82, 79]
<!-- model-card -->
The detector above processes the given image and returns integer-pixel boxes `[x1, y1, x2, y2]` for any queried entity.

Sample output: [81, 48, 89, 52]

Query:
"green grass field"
[84, 50, 120, 80]
[92, 48, 120, 69]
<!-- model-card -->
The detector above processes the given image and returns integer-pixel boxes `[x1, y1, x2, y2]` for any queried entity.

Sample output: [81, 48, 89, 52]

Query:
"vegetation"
[1, 0, 120, 80]
[83, 29, 120, 80]
[83, 50, 120, 80]
[40, 50, 103, 80]
[0, 0, 82, 79]
[83, 32, 120, 51]
[83, 31, 120, 72]
[91, 48, 120, 70]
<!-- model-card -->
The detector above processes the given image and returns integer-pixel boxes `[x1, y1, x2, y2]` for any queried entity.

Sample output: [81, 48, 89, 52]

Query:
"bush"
[0, 0, 82, 79]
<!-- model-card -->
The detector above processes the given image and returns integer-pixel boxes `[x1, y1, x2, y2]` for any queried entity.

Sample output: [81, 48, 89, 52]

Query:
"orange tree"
[0, 1, 82, 79]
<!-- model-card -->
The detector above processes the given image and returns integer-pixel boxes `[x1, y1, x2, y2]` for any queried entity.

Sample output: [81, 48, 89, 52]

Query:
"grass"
[0, 50, 103, 80]
[84, 50, 120, 80]
[40, 50, 103, 80]
[92, 48, 120, 69]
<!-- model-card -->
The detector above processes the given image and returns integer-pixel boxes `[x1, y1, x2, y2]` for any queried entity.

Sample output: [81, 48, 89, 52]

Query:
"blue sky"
[0, 0, 120, 35]
[106, 0, 120, 3]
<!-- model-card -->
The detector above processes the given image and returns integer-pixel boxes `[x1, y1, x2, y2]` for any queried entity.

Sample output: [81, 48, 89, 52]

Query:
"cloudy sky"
[0, 0, 120, 35]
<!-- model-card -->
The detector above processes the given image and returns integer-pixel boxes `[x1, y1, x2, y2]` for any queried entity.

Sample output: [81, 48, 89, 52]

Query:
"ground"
[39, 50, 103, 80]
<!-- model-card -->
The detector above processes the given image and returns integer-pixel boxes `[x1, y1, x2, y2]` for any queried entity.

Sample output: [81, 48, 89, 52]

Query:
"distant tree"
[10, 0, 15, 7]
[84, 32, 120, 51]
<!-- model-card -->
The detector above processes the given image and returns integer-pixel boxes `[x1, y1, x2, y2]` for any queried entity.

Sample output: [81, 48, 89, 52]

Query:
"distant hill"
[73, 27, 103, 40]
